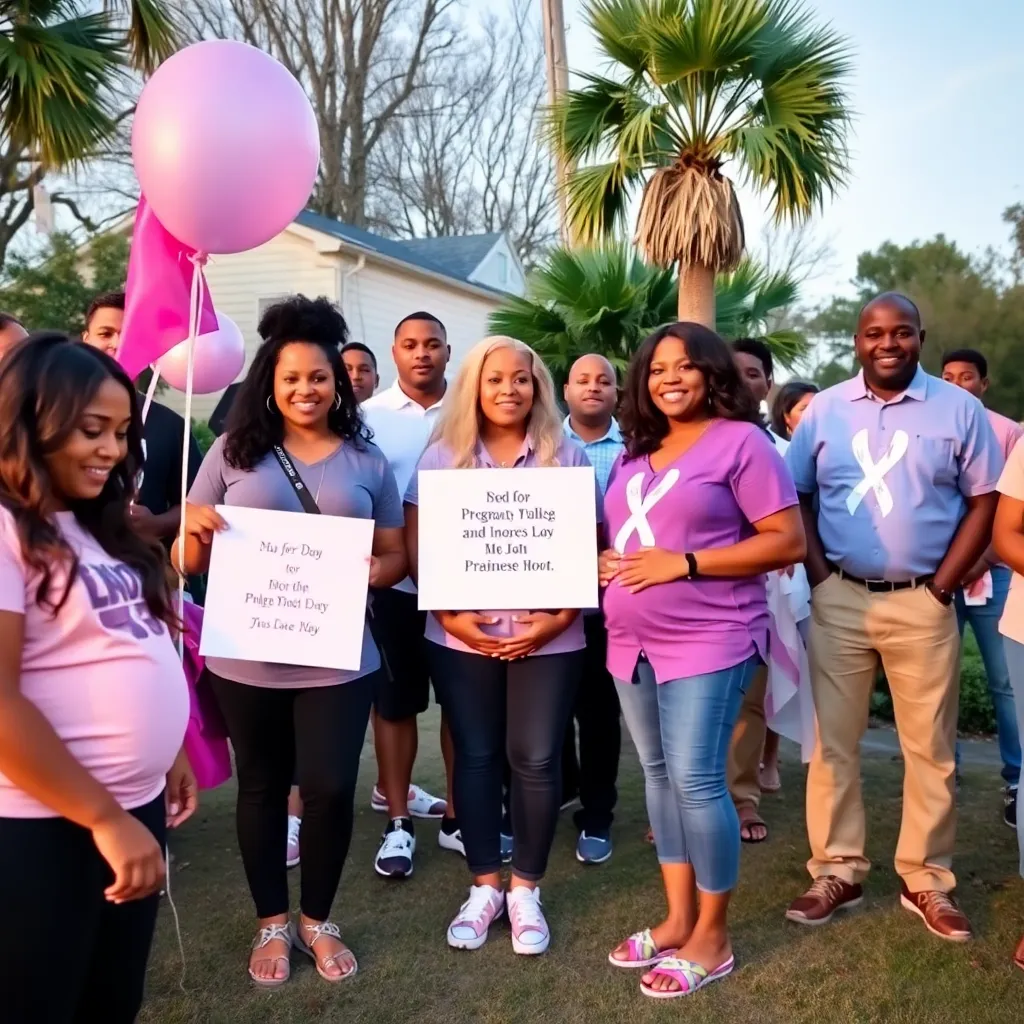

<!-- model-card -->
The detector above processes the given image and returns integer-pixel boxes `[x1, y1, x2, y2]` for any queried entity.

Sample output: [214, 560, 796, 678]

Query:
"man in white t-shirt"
[361, 312, 455, 879]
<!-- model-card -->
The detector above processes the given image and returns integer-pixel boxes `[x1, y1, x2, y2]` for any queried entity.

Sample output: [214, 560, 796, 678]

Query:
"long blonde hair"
[431, 336, 564, 468]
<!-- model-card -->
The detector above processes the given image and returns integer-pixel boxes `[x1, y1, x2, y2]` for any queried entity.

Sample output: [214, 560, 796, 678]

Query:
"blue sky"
[564, 0, 1024, 304]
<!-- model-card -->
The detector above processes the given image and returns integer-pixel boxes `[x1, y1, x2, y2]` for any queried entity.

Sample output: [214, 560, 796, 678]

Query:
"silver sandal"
[295, 920, 358, 983]
[248, 922, 293, 988]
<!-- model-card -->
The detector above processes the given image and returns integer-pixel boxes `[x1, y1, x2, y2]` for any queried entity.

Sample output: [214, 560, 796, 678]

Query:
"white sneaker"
[370, 784, 447, 819]
[286, 815, 301, 869]
[438, 819, 466, 857]
[447, 885, 505, 950]
[374, 817, 415, 879]
[507, 886, 550, 955]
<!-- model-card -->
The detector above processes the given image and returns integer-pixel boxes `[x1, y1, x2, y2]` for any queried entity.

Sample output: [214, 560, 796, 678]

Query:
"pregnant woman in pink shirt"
[602, 323, 804, 998]
[0, 334, 194, 1024]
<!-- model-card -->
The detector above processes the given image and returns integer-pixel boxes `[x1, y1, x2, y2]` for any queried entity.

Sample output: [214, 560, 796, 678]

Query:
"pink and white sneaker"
[286, 815, 301, 869]
[370, 784, 447, 819]
[446, 885, 505, 950]
[507, 886, 550, 955]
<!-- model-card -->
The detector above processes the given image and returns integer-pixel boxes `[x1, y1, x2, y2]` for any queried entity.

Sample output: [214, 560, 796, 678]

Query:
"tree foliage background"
[803, 206, 1024, 420]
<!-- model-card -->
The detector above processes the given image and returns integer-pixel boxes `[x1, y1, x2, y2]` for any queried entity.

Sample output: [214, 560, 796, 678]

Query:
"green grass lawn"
[141, 710, 1024, 1024]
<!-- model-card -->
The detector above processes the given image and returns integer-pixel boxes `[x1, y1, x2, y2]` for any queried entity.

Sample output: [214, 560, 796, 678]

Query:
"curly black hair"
[770, 380, 819, 441]
[222, 295, 367, 471]
[0, 333, 177, 623]
[620, 322, 763, 459]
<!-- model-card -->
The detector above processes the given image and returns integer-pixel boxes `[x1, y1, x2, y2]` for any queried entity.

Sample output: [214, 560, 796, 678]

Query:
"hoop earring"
[333, 392, 343, 411]
[266, 395, 275, 414]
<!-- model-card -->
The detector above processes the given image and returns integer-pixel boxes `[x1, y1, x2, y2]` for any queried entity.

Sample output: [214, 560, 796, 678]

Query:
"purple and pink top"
[602, 419, 798, 684]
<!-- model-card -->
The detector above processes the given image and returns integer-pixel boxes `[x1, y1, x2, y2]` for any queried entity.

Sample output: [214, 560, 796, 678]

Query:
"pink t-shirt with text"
[0, 508, 188, 818]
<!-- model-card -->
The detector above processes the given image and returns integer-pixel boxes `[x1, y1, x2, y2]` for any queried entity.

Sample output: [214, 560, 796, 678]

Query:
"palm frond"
[553, 0, 852, 259]
[105, 0, 180, 74]
[489, 246, 805, 376]
[0, 11, 122, 165]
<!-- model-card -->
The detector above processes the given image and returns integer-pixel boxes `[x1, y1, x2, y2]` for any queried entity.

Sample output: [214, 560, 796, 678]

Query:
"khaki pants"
[806, 575, 961, 892]
[728, 664, 768, 813]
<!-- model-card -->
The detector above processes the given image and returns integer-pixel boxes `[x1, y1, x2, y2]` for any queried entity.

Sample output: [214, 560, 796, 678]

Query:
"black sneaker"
[375, 817, 415, 879]
[1004, 786, 1018, 830]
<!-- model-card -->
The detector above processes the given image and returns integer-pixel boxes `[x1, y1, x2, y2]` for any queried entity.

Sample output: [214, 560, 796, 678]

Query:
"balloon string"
[177, 252, 207, 658]
[142, 365, 160, 425]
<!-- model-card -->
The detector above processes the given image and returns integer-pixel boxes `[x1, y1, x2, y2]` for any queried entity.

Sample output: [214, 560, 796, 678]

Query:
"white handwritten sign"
[416, 467, 598, 611]
[200, 506, 373, 670]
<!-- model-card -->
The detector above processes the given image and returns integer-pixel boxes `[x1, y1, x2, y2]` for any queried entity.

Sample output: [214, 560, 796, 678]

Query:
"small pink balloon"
[157, 314, 246, 394]
[132, 40, 320, 254]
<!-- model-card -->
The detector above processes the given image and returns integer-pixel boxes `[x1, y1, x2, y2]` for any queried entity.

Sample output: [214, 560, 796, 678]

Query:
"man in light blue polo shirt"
[561, 353, 623, 864]
[784, 292, 1001, 942]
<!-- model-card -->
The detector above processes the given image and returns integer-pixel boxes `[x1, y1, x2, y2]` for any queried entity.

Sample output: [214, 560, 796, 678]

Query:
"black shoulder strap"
[271, 445, 321, 515]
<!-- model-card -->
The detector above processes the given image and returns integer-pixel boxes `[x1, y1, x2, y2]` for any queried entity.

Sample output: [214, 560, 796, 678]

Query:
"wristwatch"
[926, 581, 953, 606]
[684, 552, 699, 579]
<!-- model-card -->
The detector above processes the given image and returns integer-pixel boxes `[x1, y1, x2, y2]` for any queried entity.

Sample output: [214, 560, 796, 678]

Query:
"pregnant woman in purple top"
[179, 297, 407, 988]
[405, 336, 600, 957]
[602, 323, 805, 998]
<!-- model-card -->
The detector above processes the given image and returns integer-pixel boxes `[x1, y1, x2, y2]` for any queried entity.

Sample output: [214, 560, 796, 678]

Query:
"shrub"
[870, 632, 996, 735]
[191, 419, 216, 454]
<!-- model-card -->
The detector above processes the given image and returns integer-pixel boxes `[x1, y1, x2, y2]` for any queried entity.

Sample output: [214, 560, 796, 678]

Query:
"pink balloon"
[119, 196, 218, 380]
[132, 40, 319, 255]
[156, 314, 246, 394]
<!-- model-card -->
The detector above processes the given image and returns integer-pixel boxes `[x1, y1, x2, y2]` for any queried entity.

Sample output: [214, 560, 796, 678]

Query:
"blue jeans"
[954, 565, 1021, 785]
[615, 654, 759, 894]
[1002, 637, 1024, 877]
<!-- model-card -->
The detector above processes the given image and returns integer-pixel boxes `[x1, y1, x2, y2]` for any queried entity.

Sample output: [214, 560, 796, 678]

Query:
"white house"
[163, 210, 526, 421]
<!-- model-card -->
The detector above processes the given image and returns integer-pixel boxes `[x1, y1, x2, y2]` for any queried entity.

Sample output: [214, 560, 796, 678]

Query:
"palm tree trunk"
[677, 262, 716, 329]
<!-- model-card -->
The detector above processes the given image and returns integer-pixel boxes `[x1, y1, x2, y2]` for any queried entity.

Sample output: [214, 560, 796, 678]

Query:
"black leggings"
[0, 793, 166, 1024]
[428, 644, 583, 880]
[210, 673, 374, 920]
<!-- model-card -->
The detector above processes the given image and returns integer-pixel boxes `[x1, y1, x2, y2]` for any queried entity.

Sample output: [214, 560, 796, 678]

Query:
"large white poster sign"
[416, 467, 598, 611]
[200, 506, 373, 670]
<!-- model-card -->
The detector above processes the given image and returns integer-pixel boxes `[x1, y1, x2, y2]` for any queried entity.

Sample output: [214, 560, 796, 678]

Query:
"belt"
[830, 565, 934, 593]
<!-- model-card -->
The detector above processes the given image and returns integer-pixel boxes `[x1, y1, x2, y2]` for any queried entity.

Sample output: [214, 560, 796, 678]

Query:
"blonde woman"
[405, 336, 601, 956]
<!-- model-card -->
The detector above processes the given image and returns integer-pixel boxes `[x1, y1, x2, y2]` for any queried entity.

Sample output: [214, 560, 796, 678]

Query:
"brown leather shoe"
[899, 884, 972, 942]
[1013, 933, 1024, 971]
[785, 875, 864, 926]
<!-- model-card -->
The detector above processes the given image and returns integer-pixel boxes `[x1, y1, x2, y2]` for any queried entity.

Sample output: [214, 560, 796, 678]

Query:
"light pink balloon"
[156, 314, 246, 394]
[132, 40, 320, 254]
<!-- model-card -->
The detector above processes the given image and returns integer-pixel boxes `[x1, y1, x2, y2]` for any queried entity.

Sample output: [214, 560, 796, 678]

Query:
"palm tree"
[1, 1, 178, 166]
[548, 0, 851, 327]
[0, 1, 178, 267]
[488, 243, 806, 386]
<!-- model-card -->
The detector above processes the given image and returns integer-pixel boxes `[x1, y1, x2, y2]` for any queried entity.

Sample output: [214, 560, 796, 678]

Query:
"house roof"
[294, 210, 504, 294]
[393, 233, 503, 281]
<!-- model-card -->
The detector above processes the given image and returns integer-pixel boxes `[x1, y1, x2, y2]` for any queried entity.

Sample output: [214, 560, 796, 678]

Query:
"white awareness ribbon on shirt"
[613, 469, 680, 552]
[845, 428, 909, 518]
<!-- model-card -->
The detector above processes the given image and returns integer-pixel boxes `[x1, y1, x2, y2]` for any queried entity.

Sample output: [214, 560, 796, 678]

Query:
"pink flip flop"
[640, 955, 735, 998]
[607, 928, 677, 969]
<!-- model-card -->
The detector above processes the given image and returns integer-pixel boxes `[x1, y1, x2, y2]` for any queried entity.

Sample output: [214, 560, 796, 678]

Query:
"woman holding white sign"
[405, 335, 601, 957]
[179, 296, 407, 987]
[601, 323, 805, 998]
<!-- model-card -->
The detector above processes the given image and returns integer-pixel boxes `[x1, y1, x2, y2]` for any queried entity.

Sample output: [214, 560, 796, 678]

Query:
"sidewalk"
[861, 723, 1002, 768]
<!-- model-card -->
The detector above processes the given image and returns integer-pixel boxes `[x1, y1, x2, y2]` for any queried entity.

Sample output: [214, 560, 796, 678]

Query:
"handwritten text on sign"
[200, 505, 373, 670]
[416, 466, 598, 611]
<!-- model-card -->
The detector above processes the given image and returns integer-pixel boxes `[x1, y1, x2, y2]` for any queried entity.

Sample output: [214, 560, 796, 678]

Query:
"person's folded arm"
[933, 492, 998, 593]
[370, 526, 407, 589]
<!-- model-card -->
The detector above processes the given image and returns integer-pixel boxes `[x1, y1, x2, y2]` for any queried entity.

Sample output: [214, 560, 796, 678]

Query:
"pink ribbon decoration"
[118, 196, 217, 380]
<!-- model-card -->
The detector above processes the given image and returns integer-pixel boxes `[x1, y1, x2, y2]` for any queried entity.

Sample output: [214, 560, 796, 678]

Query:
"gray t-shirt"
[189, 433, 403, 688]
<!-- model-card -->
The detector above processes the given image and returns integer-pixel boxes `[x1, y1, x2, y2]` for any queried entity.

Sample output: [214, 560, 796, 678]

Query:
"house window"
[257, 295, 289, 319]
[495, 251, 508, 283]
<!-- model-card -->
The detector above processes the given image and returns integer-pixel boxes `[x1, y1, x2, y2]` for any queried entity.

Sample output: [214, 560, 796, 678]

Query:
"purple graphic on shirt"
[79, 562, 166, 639]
